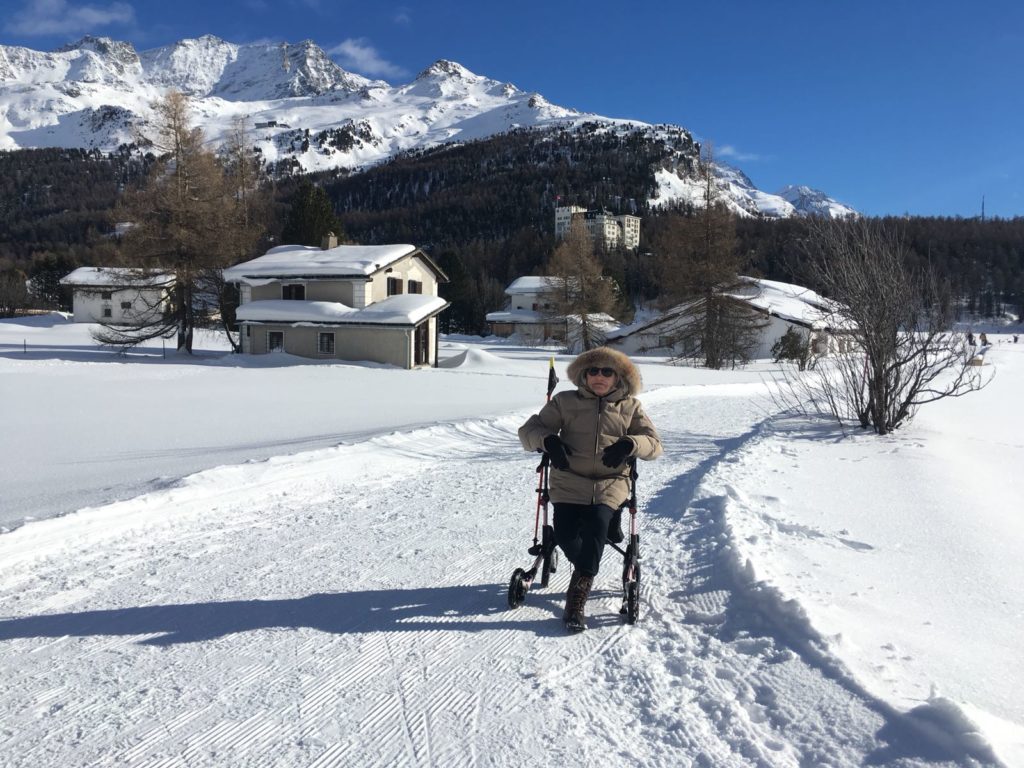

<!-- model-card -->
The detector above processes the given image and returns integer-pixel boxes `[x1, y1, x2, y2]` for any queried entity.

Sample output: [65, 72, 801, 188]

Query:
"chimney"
[321, 232, 338, 250]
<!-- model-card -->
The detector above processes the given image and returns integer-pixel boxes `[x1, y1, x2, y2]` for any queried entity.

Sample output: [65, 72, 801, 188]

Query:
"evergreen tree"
[0, 266, 29, 317]
[28, 251, 78, 309]
[281, 182, 344, 246]
[771, 325, 814, 370]
[435, 249, 477, 334]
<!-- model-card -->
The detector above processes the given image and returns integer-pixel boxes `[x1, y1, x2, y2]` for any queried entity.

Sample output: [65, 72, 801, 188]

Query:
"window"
[267, 331, 284, 352]
[387, 277, 404, 296]
[101, 291, 112, 300]
[318, 332, 335, 355]
[282, 284, 305, 300]
[102, 307, 112, 318]
[407, 280, 422, 294]
[120, 301, 132, 310]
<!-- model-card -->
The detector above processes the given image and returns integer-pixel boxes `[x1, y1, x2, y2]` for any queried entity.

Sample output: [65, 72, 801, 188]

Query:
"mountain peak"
[777, 184, 857, 218]
[57, 35, 113, 52]
[170, 34, 230, 49]
[135, 37, 366, 99]
[56, 36, 138, 61]
[417, 59, 476, 80]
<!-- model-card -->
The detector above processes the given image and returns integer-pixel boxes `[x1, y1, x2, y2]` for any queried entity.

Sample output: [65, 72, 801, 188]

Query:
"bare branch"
[784, 219, 992, 434]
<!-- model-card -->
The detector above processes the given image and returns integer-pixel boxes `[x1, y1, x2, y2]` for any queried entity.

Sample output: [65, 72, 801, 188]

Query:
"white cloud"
[716, 144, 763, 163]
[394, 7, 412, 25]
[327, 38, 407, 79]
[5, 0, 136, 36]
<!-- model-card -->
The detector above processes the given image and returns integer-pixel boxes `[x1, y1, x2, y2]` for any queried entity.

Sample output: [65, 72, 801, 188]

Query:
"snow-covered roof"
[236, 295, 448, 326]
[356, 295, 449, 324]
[505, 276, 551, 295]
[722, 277, 840, 328]
[607, 277, 847, 340]
[485, 309, 546, 323]
[60, 267, 175, 288]
[223, 244, 419, 283]
[565, 313, 620, 331]
[485, 309, 623, 330]
[235, 300, 359, 324]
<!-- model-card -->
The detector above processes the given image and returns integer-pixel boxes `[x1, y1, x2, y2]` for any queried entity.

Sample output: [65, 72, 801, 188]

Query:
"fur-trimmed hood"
[566, 346, 642, 396]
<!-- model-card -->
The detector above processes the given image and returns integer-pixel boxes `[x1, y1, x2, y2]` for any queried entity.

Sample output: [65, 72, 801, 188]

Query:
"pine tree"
[281, 182, 344, 246]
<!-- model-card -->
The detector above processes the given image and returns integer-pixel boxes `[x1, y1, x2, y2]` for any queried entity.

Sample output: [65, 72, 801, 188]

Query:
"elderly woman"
[519, 347, 662, 632]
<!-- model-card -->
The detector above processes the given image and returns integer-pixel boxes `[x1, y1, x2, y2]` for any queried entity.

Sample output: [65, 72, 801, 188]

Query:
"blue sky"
[4, 0, 1023, 218]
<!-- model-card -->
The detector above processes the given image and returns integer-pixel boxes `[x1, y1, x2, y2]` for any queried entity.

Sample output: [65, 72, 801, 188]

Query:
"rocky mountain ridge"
[0, 35, 855, 218]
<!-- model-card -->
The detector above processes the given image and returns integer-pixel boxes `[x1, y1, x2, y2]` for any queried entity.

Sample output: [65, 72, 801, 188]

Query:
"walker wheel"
[625, 580, 640, 624]
[507, 568, 529, 609]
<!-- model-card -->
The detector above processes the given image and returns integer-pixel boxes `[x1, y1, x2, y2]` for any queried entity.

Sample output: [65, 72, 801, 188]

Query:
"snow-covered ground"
[1, 315, 1021, 767]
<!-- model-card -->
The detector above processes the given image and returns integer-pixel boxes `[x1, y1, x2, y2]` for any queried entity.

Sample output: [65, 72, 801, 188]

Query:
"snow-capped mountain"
[0, 35, 855, 218]
[776, 184, 858, 218]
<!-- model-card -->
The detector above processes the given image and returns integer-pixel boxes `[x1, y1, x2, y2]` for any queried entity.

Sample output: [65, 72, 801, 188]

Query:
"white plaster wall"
[71, 287, 168, 324]
[368, 254, 441, 303]
[243, 324, 413, 367]
[249, 280, 361, 305]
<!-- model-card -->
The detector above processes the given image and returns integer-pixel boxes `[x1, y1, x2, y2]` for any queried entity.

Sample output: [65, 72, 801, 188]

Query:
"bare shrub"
[775, 219, 990, 435]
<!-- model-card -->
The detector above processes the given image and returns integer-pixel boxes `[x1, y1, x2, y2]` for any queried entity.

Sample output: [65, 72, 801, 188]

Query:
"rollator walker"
[506, 451, 642, 625]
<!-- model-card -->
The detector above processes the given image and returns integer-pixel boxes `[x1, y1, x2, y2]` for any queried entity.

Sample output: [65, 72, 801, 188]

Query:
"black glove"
[543, 434, 572, 470]
[601, 437, 634, 468]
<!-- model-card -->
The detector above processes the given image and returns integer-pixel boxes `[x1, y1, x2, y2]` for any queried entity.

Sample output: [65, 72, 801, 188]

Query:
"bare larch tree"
[544, 219, 619, 352]
[651, 148, 766, 368]
[94, 92, 264, 353]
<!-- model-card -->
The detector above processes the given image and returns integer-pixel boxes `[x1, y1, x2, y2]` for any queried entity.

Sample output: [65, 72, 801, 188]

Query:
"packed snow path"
[0, 385, 996, 767]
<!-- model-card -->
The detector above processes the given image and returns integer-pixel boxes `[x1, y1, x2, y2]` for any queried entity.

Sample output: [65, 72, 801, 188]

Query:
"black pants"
[552, 502, 615, 577]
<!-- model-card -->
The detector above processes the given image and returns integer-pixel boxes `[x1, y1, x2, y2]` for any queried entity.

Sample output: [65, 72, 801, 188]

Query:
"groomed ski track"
[0, 385, 982, 767]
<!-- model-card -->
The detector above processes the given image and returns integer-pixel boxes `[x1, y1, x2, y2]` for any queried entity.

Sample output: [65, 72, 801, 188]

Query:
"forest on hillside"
[1, 129, 1021, 330]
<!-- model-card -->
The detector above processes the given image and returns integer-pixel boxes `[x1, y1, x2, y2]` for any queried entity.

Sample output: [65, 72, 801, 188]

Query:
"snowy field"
[1, 314, 1022, 767]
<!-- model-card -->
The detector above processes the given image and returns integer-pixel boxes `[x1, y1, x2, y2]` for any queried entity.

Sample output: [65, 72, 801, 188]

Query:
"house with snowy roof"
[486, 275, 620, 346]
[60, 267, 175, 324]
[223, 235, 449, 368]
[485, 276, 564, 341]
[606, 277, 852, 359]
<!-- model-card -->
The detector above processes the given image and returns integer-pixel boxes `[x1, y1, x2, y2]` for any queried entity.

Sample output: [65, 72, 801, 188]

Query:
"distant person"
[1014, 335, 1019, 343]
[518, 347, 662, 633]
[980, 332, 989, 346]
[967, 331, 976, 347]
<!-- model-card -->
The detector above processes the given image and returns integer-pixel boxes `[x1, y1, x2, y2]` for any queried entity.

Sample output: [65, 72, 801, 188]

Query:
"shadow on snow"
[0, 583, 585, 647]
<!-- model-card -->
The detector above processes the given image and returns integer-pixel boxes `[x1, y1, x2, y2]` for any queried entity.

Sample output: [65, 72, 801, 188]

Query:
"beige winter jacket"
[518, 347, 663, 509]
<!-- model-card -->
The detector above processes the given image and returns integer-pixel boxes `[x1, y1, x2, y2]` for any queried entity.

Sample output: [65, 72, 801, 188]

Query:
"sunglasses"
[586, 367, 616, 378]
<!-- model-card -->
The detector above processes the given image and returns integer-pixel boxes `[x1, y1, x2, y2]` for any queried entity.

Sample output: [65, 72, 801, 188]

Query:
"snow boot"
[563, 570, 594, 633]
[608, 507, 624, 544]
